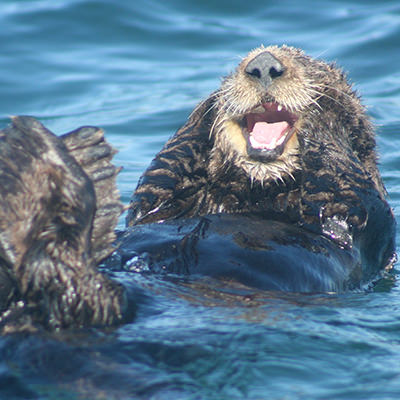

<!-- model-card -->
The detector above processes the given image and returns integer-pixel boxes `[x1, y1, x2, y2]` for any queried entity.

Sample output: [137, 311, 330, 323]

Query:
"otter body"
[127, 45, 395, 287]
[128, 46, 387, 231]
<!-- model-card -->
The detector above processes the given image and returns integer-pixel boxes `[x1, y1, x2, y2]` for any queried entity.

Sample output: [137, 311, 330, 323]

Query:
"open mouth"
[243, 102, 298, 161]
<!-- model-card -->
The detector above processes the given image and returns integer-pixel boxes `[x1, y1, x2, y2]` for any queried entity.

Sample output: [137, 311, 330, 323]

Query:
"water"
[1, 0, 400, 399]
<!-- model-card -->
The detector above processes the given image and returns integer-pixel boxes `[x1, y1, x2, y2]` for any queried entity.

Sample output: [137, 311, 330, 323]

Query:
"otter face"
[211, 45, 342, 183]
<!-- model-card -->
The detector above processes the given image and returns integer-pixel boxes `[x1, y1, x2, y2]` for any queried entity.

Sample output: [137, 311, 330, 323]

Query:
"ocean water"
[1, 1, 400, 399]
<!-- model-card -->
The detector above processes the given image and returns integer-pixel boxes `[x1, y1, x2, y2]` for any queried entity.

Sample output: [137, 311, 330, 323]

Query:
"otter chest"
[203, 171, 301, 221]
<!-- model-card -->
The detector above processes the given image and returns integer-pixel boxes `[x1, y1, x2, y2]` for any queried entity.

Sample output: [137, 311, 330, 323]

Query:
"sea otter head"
[210, 45, 358, 183]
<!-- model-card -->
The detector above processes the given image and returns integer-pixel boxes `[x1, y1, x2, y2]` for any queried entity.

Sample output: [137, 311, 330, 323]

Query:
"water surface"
[1, 1, 400, 399]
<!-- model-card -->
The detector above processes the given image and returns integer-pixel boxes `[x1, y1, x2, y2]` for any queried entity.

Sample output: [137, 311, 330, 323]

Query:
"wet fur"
[127, 45, 393, 253]
[0, 117, 127, 332]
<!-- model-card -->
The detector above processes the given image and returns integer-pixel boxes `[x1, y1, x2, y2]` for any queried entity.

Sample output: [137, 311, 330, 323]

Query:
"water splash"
[320, 211, 353, 248]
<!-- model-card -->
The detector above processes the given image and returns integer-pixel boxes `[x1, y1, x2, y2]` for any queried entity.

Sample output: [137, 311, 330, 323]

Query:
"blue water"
[1, 1, 400, 399]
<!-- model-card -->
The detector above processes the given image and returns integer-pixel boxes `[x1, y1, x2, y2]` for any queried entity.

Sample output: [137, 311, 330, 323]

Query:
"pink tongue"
[250, 121, 289, 149]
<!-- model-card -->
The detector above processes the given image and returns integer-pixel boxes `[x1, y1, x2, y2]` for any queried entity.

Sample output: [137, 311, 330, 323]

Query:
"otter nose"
[245, 51, 285, 88]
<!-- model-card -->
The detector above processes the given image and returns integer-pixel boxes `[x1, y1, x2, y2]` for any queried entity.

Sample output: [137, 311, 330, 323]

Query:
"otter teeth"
[265, 134, 286, 149]
[267, 137, 277, 149]
[277, 105, 283, 112]
[276, 134, 286, 146]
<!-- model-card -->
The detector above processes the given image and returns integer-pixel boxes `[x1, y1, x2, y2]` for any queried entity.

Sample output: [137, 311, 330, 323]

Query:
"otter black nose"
[245, 51, 285, 88]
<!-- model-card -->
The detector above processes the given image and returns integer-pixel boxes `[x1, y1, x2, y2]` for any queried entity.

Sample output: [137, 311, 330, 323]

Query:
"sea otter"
[128, 45, 389, 229]
[125, 45, 395, 288]
[0, 45, 396, 332]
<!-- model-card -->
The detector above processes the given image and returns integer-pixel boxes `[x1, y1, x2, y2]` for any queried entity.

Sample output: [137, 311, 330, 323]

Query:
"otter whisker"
[312, 82, 358, 103]
[209, 114, 225, 139]
[201, 99, 220, 120]
[306, 87, 348, 110]
[307, 96, 324, 111]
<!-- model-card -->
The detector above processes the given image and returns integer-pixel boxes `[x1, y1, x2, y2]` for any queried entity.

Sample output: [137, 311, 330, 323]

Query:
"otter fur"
[127, 45, 395, 283]
[0, 117, 129, 333]
[128, 46, 393, 242]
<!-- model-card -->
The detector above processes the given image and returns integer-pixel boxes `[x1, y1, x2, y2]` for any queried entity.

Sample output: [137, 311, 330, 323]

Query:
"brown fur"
[127, 45, 392, 252]
[0, 117, 126, 332]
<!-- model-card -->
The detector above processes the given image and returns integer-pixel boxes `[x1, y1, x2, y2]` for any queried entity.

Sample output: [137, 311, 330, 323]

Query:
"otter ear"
[61, 126, 123, 263]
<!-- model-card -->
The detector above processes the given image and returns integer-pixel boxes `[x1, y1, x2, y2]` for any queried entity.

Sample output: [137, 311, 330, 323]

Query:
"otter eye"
[269, 66, 284, 78]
